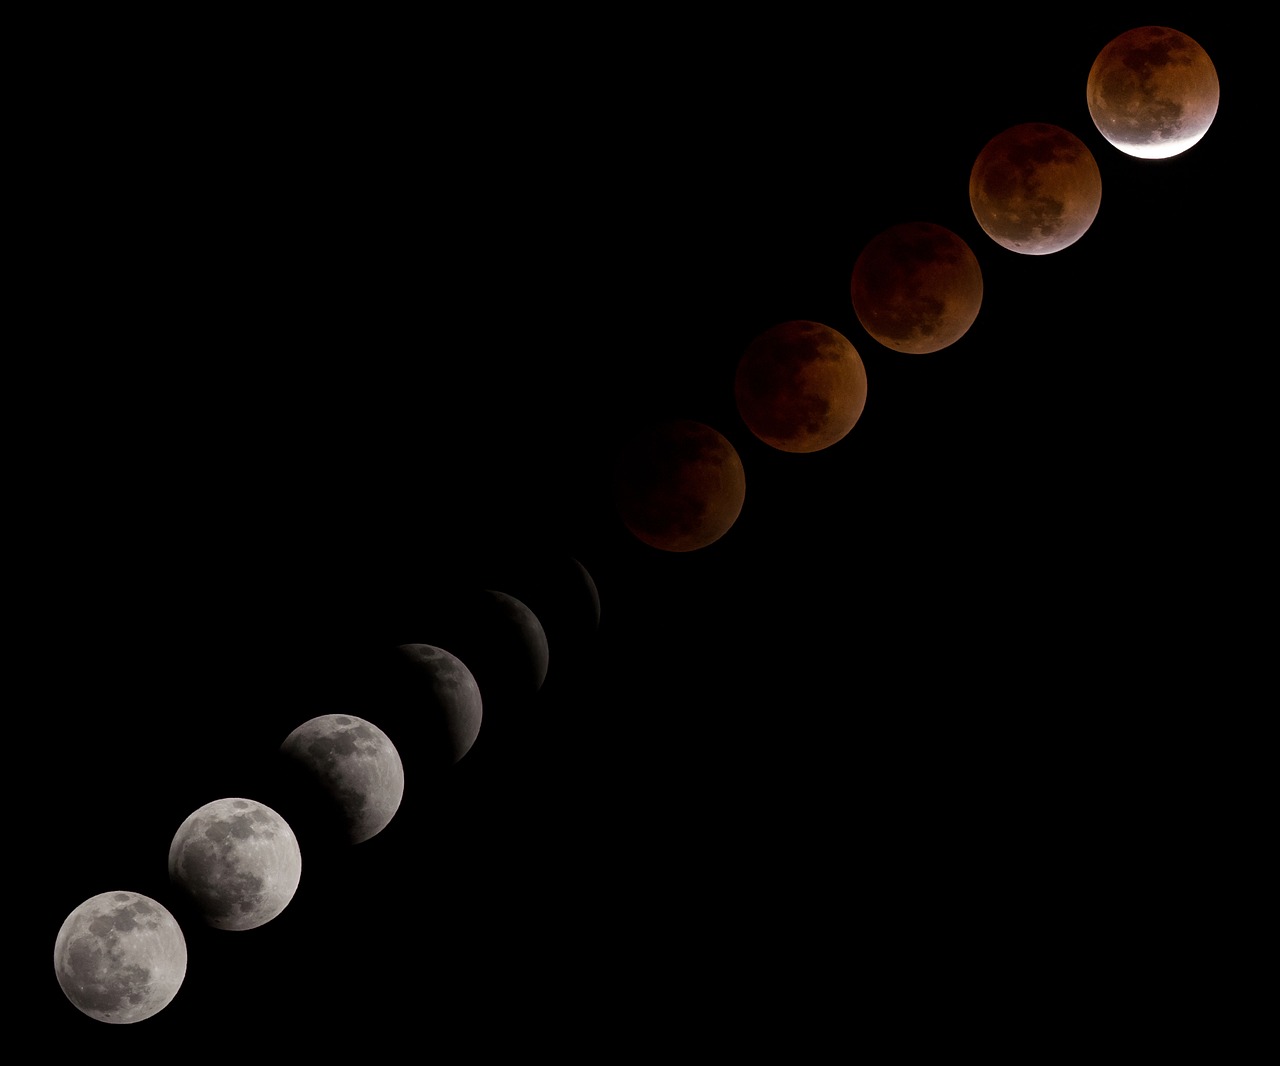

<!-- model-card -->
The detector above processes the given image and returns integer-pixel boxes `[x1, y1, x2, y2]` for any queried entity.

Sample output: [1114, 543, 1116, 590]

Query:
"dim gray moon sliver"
[442, 589, 550, 708]
[168, 797, 302, 931]
[394, 643, 484, 765]
[52, 890, 187, 1024]
[279, 713, 405, 845]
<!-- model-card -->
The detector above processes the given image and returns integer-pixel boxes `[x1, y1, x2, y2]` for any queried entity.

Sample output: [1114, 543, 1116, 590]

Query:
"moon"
[614, 419, 746, 552]
[392, 643, 484, 767]
[734, 319, 868, 451]
[969, 122, 1102, 255]
[53, 890, 187, 1024]
[279, 714, 405, 845]
[1087, 26, 1220, 159]
[442, 589, 550, 709]
[168, 797, 302, 931]
[567, 556, 601, 631]
[472, 552, 602, 688]
[849, 222, 983, 353]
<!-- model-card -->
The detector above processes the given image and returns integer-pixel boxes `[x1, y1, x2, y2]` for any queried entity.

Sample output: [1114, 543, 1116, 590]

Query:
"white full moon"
[53, 890, 187, 1024]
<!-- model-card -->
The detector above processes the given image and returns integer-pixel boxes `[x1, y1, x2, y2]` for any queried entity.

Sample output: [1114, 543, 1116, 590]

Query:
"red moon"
[1087, 26, 1220, 159]
[614, 419, 746, 552]
[849, 221, 983, 354]
[969, 122, 1102, 255]
[734, 319, 868, 453]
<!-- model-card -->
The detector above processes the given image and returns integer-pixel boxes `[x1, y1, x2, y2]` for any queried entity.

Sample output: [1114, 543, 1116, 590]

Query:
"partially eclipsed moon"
[614, 419, 745, 552]
[1087, 25, 1220, 159]
[444, 589, 550, 707]
[167, 797, 302, 931]
[849, 222, 983, 353]
[969, 122, 1102, 255]
[279, 714, 405, 845]
[53, 890, 187, 1024]
[735, 319, 868, 452]
[393, 643, 483, 766]
[569, 556, 601, 631]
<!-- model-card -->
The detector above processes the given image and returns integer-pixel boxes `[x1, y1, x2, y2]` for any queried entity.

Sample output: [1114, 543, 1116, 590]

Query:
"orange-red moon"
[850, 221, 983, 354]
[969, 122, 1102, 255]
[614, 419, 745, 552]
[1087, 25, 1220, 159]
[734, 320, 868, 453]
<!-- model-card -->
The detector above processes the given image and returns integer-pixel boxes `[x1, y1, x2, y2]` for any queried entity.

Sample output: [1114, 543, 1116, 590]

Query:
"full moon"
[168, 797, 302, 931]
[969, 122, 1102, 255]
[53, 890, 187, 1024]
[279, 714, 405, 845]
[734, 319, 868, 452]
[1087, 26, 1220, 159]
[849, 222, 983, 353]
[614, 419, 746, 552]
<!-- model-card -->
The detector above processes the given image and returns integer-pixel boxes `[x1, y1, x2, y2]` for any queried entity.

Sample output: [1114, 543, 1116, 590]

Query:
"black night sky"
[25, 11, 1259, 1055]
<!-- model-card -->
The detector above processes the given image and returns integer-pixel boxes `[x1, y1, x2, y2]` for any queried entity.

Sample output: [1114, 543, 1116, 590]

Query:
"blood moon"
[849, 222, 983, 353]
[734, 320, 868, 452]
[1087, 26, 1220, 159]
[614, 419, 745, 552]
[969, 122, 1102, 255]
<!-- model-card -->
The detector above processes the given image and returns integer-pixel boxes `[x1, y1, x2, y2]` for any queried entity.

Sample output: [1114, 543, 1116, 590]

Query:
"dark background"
[23, 10, 1259, 1054]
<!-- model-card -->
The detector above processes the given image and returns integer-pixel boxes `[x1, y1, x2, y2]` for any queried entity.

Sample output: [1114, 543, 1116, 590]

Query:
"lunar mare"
[168, 797, 302, 930]
[735, 319, 868, 451]
[53, 890, 187, 1024]
[969, 122, 1102, 255]
[849, 222, 983, 353]
[614, 419, 746, 552]
[1087, 26, 1219, 159]
[279, 714, 405, 844]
